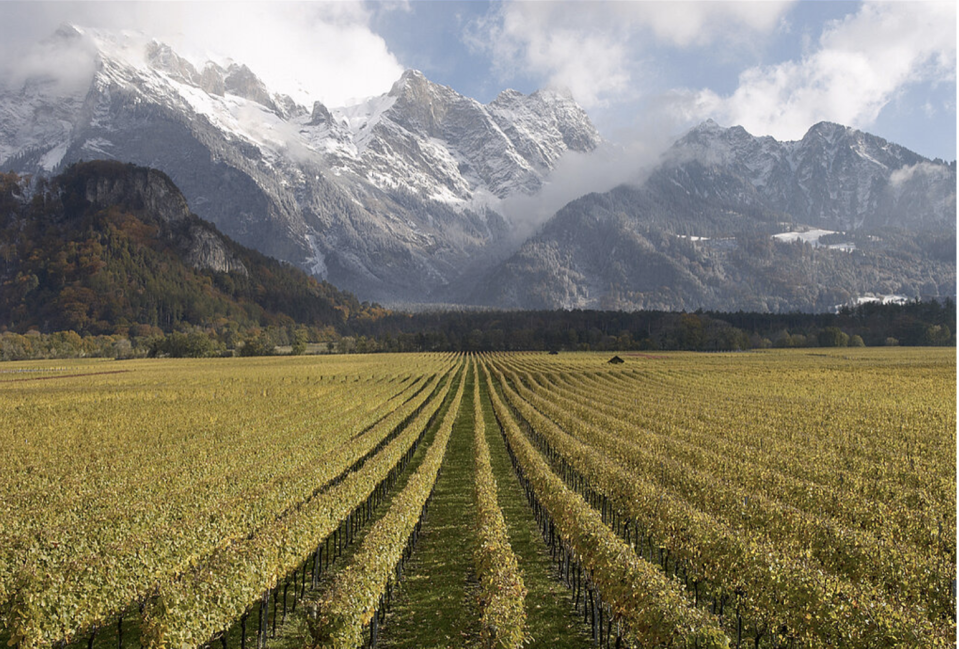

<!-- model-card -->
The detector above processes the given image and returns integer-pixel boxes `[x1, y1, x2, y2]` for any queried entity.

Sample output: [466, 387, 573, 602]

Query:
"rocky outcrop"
[175, 220, 249, 276]
[73, 163, 192, 223]
[224, 64, 277, 112]
[61, 160, 248, 276]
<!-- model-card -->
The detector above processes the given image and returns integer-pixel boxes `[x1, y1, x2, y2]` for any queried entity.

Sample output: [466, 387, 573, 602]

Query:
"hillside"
[477, 121, 956, 312]
[0, 161, 384, 335]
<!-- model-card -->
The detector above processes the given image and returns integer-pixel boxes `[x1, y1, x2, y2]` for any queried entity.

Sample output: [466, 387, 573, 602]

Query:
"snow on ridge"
[332, 94, 397, 149]
[80, 137, 114, 156]
[852, 294, 909, 306]
[772, 228, 837, 244]
[76, 26, 155, 73]
[4, 25, 604, 226]
[772, 228, 855, 251]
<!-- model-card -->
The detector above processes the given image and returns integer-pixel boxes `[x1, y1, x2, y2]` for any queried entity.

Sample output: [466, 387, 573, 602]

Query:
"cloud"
[467, 1, 794, 109]
[889, 161, 951, 187]
[500, 105, 684, 241]
[0, 1, 406, 108]
[632, 1, 791, 48]
[0, 25, 98, 94]
[681, 0, 957, 140]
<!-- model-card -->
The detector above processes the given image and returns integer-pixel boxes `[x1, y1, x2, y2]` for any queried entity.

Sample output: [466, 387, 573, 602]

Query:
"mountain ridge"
[0, 25, 601, 303]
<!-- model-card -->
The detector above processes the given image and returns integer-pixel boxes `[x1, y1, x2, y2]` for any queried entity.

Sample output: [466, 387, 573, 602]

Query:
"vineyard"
[0, 349, 954, 648]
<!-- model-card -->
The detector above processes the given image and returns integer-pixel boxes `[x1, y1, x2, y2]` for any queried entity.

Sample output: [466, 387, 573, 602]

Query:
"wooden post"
[291, 571, 298, 613]
[257, 590, 269, 649]
[272, 589, 280, 637]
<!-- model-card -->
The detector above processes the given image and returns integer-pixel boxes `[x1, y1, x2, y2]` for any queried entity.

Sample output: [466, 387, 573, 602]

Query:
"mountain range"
[1, 25, 954, 313]
[478, 120, 956, 312]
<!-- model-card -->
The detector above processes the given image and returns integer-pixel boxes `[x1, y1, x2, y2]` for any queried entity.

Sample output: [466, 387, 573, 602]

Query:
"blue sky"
[370, 0, 956, 160]
[2, 1, 956, 160]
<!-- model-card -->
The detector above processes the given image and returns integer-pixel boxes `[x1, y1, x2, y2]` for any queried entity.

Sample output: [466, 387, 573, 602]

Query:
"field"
[0, 349, 954, 648]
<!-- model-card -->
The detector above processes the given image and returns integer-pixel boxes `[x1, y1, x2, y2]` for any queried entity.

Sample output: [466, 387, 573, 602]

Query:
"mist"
[499, 106, 687, 244]
[0, 24, 97, 95]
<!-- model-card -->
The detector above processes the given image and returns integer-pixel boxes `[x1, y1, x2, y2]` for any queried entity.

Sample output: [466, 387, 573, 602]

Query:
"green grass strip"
[477, 365, 593, 649]
[472, 358, 527, 649]
[309, 361, 467, 649]
[373, 360, 482, 649]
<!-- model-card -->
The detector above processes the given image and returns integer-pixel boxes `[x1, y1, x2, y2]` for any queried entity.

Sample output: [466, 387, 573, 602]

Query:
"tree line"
[1, 298, 952, 360]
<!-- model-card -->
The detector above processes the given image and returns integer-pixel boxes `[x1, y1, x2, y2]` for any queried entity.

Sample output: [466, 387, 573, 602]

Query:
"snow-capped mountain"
[669, 119, 955, 230]
[0, 25, 601, 303]
[477, 121, 956, 312]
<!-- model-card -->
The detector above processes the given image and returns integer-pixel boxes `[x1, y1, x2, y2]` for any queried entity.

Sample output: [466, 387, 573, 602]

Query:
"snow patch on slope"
[333, 94, 397, 154]
[39, 142, 69, 171]
[773, 229, 837, 244]
[305, 234, 328, 279]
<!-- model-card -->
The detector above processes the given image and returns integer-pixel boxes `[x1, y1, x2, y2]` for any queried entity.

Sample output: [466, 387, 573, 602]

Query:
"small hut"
[607, 355, 625, 364]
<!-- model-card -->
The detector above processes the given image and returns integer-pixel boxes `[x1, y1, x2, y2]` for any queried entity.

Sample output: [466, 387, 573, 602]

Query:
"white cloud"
[636, 1, 791, 48]
[0, 1, 407, 108]
[683, 0, 957, 140]
[1, 25, 99, 94]
[467, 0, 794, 109]
[889, 160, 951, 187]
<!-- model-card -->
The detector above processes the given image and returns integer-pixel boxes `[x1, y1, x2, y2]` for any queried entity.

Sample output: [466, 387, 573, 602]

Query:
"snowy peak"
[385, 68, 476, 139]
[309, 100, 333, 126]
[802, 120, 849, 144]
[145, 41, 199, 85]
[667, 120, 954, 230]
[49, 23, 85, 44]
[35, 26, 291, 116]
[492, 89, 525, 104]
[388, 69, 432, 96]
[489, 87, 599, 156]
[329, 67, 602, 201]
[223, 64, 277, 111]
[0, 26, 607, 303]
[198, 62, 226, 96]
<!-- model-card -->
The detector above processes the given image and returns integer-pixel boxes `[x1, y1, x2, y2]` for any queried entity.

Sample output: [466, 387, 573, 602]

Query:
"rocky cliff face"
[56, 161, 248, 276]
[74, 165, 191, 223]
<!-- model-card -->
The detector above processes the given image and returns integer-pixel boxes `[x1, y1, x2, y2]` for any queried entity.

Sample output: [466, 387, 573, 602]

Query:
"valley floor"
[0, 349, 954, 648]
